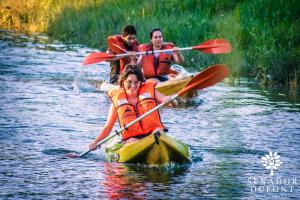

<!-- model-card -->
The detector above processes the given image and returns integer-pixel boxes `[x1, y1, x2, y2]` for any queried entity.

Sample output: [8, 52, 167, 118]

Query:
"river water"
[1, 30, 299, 199]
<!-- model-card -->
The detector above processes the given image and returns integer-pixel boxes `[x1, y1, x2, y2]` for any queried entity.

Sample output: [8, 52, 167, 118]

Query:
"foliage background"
[1, 0, 299, 89]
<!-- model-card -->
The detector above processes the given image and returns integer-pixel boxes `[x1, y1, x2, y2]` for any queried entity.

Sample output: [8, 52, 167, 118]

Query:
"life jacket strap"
[115, 130, 120, 135]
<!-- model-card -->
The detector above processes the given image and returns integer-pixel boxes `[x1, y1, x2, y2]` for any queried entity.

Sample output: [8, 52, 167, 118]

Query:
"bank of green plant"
[1, 0, 299, 90]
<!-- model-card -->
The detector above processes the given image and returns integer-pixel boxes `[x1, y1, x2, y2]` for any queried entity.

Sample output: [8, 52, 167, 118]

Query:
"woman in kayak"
[89, 64, 178, 150]
[137, 28, 184, 82]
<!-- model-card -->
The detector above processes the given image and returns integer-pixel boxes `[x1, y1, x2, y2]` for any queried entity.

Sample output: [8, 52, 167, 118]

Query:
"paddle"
[82, 39, 232, 65]
[68, 64, 229, 158]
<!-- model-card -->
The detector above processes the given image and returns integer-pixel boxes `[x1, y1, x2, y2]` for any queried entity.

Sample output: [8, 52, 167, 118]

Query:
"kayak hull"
[155, 76, 197, 98]
[105, 132, 191, 165]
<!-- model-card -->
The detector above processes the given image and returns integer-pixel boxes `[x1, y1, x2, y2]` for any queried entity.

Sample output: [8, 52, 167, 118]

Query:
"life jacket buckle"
[154, 131, 161, 144]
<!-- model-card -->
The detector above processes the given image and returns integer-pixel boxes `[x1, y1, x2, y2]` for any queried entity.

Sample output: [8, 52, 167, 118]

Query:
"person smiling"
[89, 65, 178, 150]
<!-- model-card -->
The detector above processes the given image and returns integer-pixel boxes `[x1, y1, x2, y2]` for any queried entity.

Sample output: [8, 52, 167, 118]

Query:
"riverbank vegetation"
[1, 0, 299, 90]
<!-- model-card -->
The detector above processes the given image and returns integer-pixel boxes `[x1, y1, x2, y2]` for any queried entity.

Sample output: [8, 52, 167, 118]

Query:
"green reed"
[1, 0, 299, 89]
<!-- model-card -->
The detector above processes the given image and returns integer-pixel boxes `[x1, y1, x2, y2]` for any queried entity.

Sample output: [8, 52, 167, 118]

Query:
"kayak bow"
[105, 131, 191, 165]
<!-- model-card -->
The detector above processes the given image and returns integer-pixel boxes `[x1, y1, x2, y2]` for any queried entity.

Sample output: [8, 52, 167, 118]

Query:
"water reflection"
[101, 163, 147, 199]
[100, 162, 189, 199]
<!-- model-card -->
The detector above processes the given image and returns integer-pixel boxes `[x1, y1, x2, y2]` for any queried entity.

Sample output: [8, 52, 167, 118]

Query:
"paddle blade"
[108, 37, 127, 54]
[193, 39, 232, 54]
[82, 52, 116, 65]
[178, 64, 229, 96]
[111, 43, 127, 53]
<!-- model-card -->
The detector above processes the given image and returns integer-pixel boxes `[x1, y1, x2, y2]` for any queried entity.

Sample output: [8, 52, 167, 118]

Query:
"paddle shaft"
[79, 94, 179, 157]
[114, 48, 192, 58]
[78, 64, 229, 157]
[83, 39, 231, 65]
[114, 44, 227, 58]
[79, 132, 118, 157]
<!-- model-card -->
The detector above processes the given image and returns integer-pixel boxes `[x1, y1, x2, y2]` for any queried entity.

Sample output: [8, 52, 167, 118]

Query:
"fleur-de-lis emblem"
[261, 151, 282, 176]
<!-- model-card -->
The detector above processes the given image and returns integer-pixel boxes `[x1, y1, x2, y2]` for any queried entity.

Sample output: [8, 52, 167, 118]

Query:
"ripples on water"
[0, 30, 299, 199]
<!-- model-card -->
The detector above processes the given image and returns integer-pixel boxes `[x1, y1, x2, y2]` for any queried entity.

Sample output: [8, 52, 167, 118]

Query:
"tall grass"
[1, 0, 299, 89]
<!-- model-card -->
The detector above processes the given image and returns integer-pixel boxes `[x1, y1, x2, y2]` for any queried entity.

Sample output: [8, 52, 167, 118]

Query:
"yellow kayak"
[91, 75, 197, 98]
[105, 131, 191, 166]
[155, 76, 197, 98]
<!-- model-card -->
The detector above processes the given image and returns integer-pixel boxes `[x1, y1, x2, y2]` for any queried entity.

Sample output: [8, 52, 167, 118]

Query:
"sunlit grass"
[0, 0, 299, 89]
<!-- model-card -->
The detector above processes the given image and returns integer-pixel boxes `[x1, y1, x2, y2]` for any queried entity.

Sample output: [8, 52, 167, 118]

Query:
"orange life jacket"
[108, 82, 164, 140]
[107, 35, 139, 72]
[139, 43, 174, 78]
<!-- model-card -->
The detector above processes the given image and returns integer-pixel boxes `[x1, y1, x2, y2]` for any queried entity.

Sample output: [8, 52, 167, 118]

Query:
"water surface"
[0, 30, 299, 199]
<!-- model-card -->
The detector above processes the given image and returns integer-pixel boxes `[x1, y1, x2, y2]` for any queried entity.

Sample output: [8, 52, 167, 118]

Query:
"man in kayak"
[89, 64, 177, 150]
[137, 28, 184, 82]
[107, 25, 140, 84]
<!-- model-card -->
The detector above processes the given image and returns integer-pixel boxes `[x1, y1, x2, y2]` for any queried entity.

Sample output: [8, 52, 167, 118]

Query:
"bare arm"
[128, 51, 138, 65]
[155, 90, 178, 107]
[172, 47, 184, 64]
[89, 104, 118, 150]
[136, 55, 142, 68]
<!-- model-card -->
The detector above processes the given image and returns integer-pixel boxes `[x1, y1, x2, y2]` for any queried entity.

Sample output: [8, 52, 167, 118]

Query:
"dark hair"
[118, 64, 145, 87]
[150, 28, 163, 39]
[122, 25, 137, 36]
